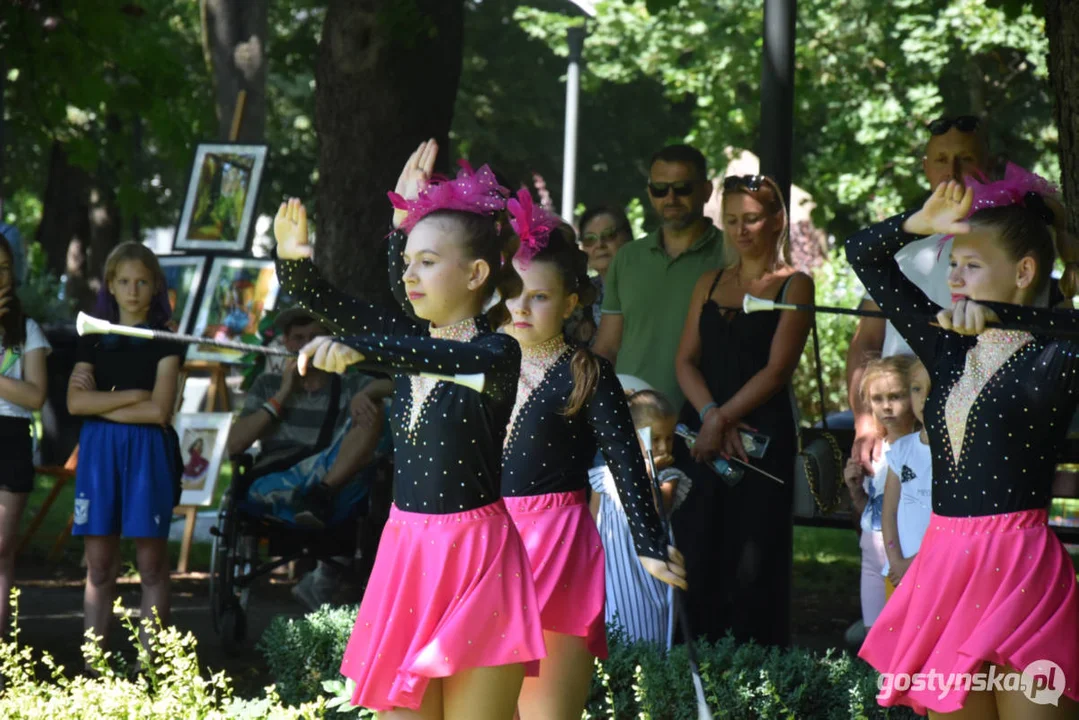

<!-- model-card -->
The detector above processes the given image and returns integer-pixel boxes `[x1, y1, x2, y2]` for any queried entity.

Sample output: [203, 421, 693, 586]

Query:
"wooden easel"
[172, 90, 247, 574]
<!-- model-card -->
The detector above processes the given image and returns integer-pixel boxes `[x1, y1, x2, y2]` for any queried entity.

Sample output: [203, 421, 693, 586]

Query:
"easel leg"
[177, 506, 197, 574]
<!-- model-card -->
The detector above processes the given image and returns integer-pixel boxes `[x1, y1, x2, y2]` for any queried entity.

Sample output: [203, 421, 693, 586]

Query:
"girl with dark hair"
[273, 140, 544, 720]
[0, 231, 50, 634]
[848, 175, 1079, 719]
[499, 189, 686, 719]
[67, 241, 183, 653]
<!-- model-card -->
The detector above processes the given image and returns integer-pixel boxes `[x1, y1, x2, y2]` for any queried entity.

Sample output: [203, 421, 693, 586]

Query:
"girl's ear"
[562, 292, 579, 320]
[467, 258, 491, 292]
[1015, 255, 1036, 291]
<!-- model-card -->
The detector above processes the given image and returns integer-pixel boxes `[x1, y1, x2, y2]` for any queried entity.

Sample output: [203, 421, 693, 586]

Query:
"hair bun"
[1023, 192, 1055, 226]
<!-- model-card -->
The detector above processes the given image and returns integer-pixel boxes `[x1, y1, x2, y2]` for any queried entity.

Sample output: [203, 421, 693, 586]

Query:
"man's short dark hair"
[650, 144, 708, 182]
[282, 315, 323, 336]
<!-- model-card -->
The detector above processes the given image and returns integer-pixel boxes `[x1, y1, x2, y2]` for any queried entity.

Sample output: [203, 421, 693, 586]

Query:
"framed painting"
[158, 255, 207, 334]
[188, 257, 279, 364]
[175, 143, 268, 253]
[173, 412, 232, 507]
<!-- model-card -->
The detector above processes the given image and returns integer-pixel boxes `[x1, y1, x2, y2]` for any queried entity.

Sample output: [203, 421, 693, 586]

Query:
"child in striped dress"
[589, 389, 690, 646]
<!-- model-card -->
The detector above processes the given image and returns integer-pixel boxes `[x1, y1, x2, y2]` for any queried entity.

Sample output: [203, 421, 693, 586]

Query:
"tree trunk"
[200, 0, 268, 142]
[1047, 0, 1078, 237]
[314, 0, 465, 300]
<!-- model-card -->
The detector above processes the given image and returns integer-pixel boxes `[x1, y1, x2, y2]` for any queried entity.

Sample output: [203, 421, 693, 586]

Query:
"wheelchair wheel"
[209, 493, 232, 634]
[218, 600, 247, 656]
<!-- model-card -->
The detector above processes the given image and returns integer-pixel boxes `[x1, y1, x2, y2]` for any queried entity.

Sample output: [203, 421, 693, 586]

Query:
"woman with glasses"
[577, 206, 632, 329]
[672, 173, 813, 647]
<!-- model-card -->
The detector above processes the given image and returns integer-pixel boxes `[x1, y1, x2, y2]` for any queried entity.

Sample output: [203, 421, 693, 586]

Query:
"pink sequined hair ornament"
[938, 162, 1059, 257]
[387, 159, 510, 233]
[506, 187, 561, 266]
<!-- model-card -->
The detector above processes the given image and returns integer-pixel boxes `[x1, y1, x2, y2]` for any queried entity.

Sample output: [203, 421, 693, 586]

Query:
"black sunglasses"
[722, 174, 768, 192]
[647, 181, 695, 198]
[926, 115, 980, 135]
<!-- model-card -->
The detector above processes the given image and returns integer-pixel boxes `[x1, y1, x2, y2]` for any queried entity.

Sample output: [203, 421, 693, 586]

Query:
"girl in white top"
[0, 232, 50, 633]
[881, 359, 933, 594]
[843, 355, 918, 628]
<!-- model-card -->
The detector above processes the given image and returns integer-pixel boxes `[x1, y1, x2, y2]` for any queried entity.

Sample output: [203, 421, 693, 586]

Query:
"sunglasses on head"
[926, 115, 980, 135]
[722, 174, 769, 192]
[647, 181, 696, 198]
[580, 226, 625, 247]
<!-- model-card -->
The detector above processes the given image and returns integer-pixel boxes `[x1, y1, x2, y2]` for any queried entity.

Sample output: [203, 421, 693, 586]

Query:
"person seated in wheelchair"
[225, 306, 392, 528]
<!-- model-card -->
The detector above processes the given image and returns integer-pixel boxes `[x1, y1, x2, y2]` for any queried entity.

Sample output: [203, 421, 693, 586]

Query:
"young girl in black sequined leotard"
[848, 178, 1079, 719]
[273, 143, 545, 719]
[495, 195, 686, 719]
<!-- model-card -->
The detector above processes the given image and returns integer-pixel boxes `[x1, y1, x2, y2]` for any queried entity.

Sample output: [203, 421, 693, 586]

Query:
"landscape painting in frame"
[173, 412, 232, 507]
[189, 257, 279, 364]
[158, 255, 207, 334]
[175, 143, 267, 252]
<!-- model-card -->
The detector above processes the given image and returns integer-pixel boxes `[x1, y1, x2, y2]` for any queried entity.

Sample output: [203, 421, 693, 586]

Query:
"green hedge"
[261, 606, 918, 719]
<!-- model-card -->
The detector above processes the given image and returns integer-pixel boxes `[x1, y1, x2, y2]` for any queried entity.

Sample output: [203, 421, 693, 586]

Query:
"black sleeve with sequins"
[586, 358, 667, 560]
[339, 329, 520, 402]
[275, 255, 422, 337]
[386, 227, 414, 314]
[845, 211, 948, 365]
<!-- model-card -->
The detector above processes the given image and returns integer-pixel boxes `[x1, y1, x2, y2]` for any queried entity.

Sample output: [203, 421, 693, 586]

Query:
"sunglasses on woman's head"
[722, 174, 767, 192]
[647, 181, 696, 198]
[581, 226, 625, 247]
[926, 116, 980, 135]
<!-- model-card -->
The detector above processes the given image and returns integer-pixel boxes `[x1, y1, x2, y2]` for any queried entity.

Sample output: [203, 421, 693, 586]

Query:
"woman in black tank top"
[673, 174, 813, 647]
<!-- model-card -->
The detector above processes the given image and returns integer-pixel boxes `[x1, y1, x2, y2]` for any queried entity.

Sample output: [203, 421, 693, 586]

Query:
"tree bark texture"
[1047, 0, 1078, 237]
[200, 0, 268, 143]
[314, 0, 465, 300]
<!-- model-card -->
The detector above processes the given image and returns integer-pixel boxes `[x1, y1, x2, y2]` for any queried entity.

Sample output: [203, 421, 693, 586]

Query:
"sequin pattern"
[501, 344, 667, 559]
[846, 212, 1079, 517]
[275, 254, 522, 514]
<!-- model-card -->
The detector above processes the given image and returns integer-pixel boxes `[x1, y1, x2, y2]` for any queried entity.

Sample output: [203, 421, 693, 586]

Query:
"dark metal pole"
[759, 0, 796, 208]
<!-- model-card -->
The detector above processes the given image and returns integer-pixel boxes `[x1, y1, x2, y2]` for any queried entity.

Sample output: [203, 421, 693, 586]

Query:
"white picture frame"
[175, 143, 268, 253]
[173, 412, 233, 507]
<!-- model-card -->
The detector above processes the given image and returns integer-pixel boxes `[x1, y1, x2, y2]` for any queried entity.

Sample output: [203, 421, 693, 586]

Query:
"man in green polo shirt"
[593, 144, 728, 410]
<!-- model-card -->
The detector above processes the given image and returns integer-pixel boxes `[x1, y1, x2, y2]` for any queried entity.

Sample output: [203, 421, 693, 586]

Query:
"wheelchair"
[208, 446, 393, 654]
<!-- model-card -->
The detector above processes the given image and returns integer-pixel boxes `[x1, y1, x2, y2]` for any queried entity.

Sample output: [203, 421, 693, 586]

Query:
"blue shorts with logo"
[73, 420, 177, 539]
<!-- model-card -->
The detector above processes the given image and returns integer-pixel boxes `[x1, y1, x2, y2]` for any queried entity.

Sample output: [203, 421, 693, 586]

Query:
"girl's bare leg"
[444, 663, 526, 720]
[134, 537, 171, 650]
[379, 677, 444, 720]
[0, 490, 28, 634]
[517, 631, 593, 720]
[83, 535, 122, 647]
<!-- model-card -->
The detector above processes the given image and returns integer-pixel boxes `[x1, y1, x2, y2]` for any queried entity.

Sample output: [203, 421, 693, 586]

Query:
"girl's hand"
[902, 180, 973, 237]
[298, 336, 364, 375]
[392, 139, 438, 229]
[273, 198, 314, 260]
[640, 545, 688, 590]
[843, 457, 866, 496]
[691, 407, 729, 462]
[888, 556, 913, 585]
[935, 298, 1000, 336]
[70, 367, 96, 392]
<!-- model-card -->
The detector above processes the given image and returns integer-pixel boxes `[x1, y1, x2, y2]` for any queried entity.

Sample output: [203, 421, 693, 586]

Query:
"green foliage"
[793, 250, 867, 424]
[0, 590, 327, 719]
[516, 0, 1058, 238]
[257, 603, 358, 709]
[261, 606, 918, 719]
[17, 241, 75, 325]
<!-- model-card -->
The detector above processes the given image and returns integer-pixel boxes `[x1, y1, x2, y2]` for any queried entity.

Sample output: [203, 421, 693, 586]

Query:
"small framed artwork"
[175, 143, 268, 253]
[188, 257, 280, 364]
[158, 255, 208, 335]
[173, 412, 232, 507]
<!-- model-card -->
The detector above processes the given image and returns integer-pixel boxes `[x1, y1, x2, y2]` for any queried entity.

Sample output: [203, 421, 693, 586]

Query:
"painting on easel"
[159, 255, 207, 334]
[175, 143, 268, 253]
[188, 257, 279, 364]
[173, 412, 232, 507]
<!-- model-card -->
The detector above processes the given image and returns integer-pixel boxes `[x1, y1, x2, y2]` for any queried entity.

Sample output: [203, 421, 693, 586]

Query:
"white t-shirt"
[885, 431, 932, 558]
[0, 318, 51, 419]
[860, 438, 890, 535]
[873, 234, 1053, 358]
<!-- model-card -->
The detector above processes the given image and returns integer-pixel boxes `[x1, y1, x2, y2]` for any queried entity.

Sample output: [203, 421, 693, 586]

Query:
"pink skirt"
[504, 490, 607, 659]
[859, 509, 1079, 715]
[339, 500, 546, 711]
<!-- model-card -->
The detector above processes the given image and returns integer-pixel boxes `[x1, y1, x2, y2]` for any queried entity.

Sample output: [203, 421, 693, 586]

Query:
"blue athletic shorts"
[73, 420, 177, 539]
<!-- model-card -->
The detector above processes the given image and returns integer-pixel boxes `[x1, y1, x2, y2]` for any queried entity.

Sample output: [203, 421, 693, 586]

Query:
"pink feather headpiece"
[507, 187, 561, 265]
[388, 160, 510, 233]
[938, 163, 1059, 255]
